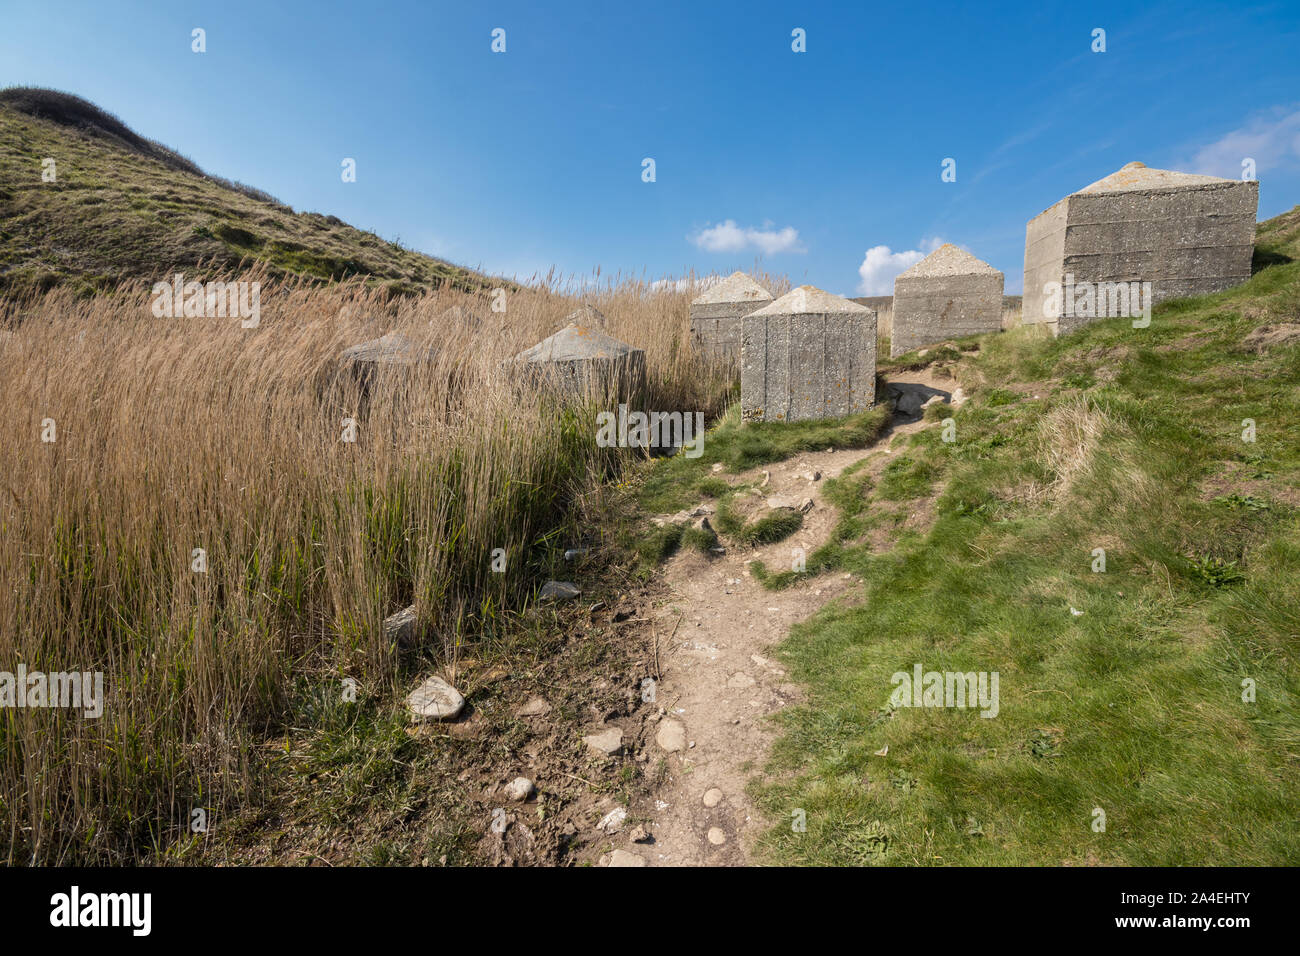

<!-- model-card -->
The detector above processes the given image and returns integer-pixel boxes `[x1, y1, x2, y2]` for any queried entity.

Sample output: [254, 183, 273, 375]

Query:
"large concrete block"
[740, 286, 876, 423]
[1023, 199, 1069, 326]
[337, 331, 437, 394]
[333, 331, 445, 418]
[508, 313, 645, 403]
[890, 244, 1004, 357]
[689, 272, 774, 361]
[1023, 162, 1258, 336]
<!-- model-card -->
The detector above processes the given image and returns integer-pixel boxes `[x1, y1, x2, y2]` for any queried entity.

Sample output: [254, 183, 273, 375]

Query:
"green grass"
[625, 403, 888, 566]
[753, 214, 1300, 865]
[635, 403, 891, 515]
[715, 496, 805, 546]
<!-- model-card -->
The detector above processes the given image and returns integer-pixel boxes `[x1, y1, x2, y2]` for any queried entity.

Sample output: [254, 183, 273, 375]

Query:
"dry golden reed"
[0, 267, 743, 863]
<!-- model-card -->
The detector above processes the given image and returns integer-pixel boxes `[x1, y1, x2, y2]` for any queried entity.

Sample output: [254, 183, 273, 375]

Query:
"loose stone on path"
[516, 697, 551, 717]
[607, 849, 646, 867]
[655, 718, 687, 753]
[503, 777, 534, 802]
[539, 580, 581, 602]
[596, 807, 627, 833]
[583, 727, 624, 756]
[406, 675, 465, 721]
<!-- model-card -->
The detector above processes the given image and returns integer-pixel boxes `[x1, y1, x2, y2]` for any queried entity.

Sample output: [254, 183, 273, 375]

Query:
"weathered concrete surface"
[339, 331, 435, 371]
[1022, 198, 1070, 328]
[689, 272, 774, 361]
[890, 244, 1004, 357]
[740, 285, 876, 423]
[336, 331, 438, 408]
[1023, 162, 1258, 336]
[562, 303, 608, 329]
[508, 318, 645, 402]
[852, 295, 1022, 338]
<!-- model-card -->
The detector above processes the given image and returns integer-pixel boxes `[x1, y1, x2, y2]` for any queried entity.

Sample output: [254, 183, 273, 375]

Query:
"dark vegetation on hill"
[0, 87, 483, 297]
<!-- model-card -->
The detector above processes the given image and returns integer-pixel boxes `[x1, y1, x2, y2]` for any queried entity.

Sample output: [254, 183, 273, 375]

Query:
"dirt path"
[621, 372, 955, 866]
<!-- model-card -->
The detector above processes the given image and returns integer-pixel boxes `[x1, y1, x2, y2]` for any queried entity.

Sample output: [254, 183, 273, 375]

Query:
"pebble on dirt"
[540, 580, 581, 602]
[607, 849, 646, 867]
[655, 718, 687, 753]
[597, 807, 627, 832]
[516, 697, 552, 717]
[406, 675, 465, 721]
[583, 727, 624, 756]
[503, 777, 534, 802]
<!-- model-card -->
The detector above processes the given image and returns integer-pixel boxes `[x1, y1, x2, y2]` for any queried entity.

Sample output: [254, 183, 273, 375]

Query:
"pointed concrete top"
[1076, 161, 1237, 195]
[748, 285, 872, 317]
[691, 271, 774, 306]
[565, 304, 607, 327]
[339, 331, 435, 365]
[898, 243, 1001, 279]
[511, 322, 640, 363]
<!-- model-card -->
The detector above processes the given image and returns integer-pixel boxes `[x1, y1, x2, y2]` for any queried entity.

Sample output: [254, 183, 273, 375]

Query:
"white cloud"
[689, 220, 804, 255]
[856, 238, 944, 295]
[1189, 107, 1300, 179]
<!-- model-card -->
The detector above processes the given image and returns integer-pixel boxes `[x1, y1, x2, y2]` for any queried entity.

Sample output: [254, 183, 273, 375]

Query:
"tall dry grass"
[0, 268, 737, 863]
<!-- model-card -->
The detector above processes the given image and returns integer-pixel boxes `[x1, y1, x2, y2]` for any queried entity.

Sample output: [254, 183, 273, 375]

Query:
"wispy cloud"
[1189, 106, 1300, 178]
[856, 238, 944, 295]
[689, 220, 805, 255]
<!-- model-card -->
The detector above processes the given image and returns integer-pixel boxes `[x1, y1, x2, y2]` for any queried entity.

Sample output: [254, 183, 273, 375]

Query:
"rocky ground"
[595, 367, 960, 866]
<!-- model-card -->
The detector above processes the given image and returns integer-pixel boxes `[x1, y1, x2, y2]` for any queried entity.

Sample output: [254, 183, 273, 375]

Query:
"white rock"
[707, 827, 727, 845]
[597, 807, 628, 833]
[656, 718, 687, 753]
[406, 675, 465, 721]
[583, 727, 624, 756]
[503, 777, 534, 802]
[703, 788, 724, 807]
[517, 697, 551, 717]
[607, 849, 646, 867]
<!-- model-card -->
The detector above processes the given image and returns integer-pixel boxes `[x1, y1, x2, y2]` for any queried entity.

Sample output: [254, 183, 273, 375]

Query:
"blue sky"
[3, 0, 1299, 295]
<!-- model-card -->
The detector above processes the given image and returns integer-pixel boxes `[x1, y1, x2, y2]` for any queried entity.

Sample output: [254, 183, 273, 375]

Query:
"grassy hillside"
[745, 207, 1300, 865]
[0, 88, 480, 297]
